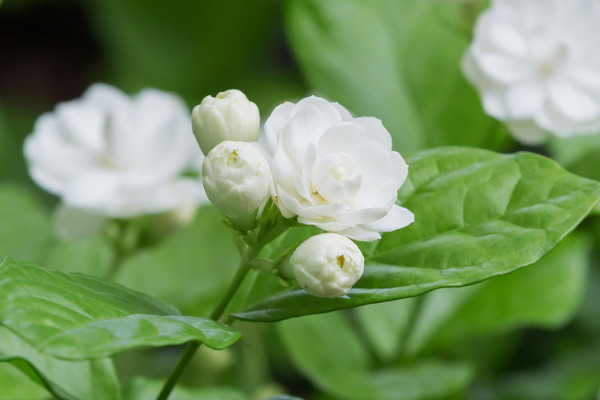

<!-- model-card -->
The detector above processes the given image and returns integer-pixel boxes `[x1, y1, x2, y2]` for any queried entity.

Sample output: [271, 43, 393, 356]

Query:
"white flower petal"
[24, 83, 207, 218]
[549, 79, 600, 122]
[463, 0, 600, 142]
[474, 51, 533, 85]
[63, 169, 121, 212]
[505, 81, 545, 119]
[262, 95, 411, 241]
[353, 117, 392, 150]
[506, 120, 549, 144]
[362, 205, 414, 233]
[83, 83, 131, 111]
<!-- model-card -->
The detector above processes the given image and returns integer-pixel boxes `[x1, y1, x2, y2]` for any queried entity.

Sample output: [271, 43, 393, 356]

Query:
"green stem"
[395, 295, 425, 363]
[104, 219, 142, 281]
[155, 246, 257, 400]
[155, 212, 290, 400]
[105, 245, 125, 281]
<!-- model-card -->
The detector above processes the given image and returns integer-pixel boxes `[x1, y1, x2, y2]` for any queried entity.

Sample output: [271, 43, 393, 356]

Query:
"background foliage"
[1, 0, 600, 399]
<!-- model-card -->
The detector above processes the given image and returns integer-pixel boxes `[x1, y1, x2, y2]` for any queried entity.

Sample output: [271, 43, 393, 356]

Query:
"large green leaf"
[438, 236, 589, 348]
[278, 313, 472, 400]
[0, 327, 120, 400]
[286, 0, 509, 151]
[0, 362, 51, 400]
[0, 258, 241, 360]
[414, 234, 589, 353]
[235, 147, 600, 321]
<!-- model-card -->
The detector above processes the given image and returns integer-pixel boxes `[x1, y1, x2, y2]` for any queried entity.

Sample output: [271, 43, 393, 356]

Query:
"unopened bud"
[192, 89, 260, 155]
[202, 141, 270, 221]
[290, 233, 364, 298]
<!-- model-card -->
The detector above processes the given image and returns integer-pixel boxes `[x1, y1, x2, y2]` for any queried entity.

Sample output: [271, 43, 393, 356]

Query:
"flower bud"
[290, 233, 364, 298]
[202, 141, 270, 221]
[192, 89, 260, 155]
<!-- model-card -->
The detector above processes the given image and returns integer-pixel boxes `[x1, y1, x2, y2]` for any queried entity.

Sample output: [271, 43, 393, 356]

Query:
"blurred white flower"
[53, 204, 107, 240]
[202, 141, 270, 220]
[24, 83, 206, 218]
[191, 89, 260, 155]
[463, 0, 600, 144]
[261, 96, 413, 242]
[290, 233, 364, 298]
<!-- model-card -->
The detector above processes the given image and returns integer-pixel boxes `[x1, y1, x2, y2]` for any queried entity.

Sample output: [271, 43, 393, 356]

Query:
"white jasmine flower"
[290, 233, 364, 298]
[192, 89, 260, 155]
[463, 0, 600, 144]
[24, 83, 206, 218]
[261, 96, 414, 242]
[202, 141, 270, 220]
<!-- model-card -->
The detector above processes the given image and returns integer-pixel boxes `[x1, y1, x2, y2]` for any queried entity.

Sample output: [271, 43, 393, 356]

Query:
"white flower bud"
[202, 141, 270, 220]
[192, 89, 260, 155]
[290, 233, 364, 298]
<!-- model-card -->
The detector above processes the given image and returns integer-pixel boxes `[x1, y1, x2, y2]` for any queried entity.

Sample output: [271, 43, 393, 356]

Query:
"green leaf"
[235, 147, 600, 321]
[117, 206, 241, 317]
[44, 235, 115, 276]
[414, 234, 590, 353]
[355, 299, 416, 363]
[40, 315, 242, 360]
[0, 327, 120, 400]
[278, 313, 472, 400]
[123, 377, 246, 400]
[0, 258, 241, 360]
[495, 343, 600, 400]
[286, 0, 424, 151]
[0, 363, 48, 400]
[0, 184, 53, 264]
[286, 0, 510, 151]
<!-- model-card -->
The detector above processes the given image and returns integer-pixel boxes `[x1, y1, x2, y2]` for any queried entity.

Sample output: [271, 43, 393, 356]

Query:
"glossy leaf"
[414, 234, 590, 353]
[0, 327, 120, 400]
[235, 147, 600, 321]
[0, 258, 241, 360]
[278, 313, 472, 400]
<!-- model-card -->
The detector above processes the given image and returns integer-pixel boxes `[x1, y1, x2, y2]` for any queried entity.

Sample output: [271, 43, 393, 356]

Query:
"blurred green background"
[0, 0, 599, 399]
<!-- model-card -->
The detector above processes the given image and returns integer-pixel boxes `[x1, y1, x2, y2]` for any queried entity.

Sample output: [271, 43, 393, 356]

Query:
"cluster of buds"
[192, 90, 270, 231]
[192, 89, 411, 298]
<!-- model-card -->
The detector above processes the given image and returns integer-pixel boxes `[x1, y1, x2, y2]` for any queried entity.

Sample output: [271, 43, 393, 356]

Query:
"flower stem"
[155, 209, 290, 400]
[155, 246, 257, 400]
[395, 295, 425, 363]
